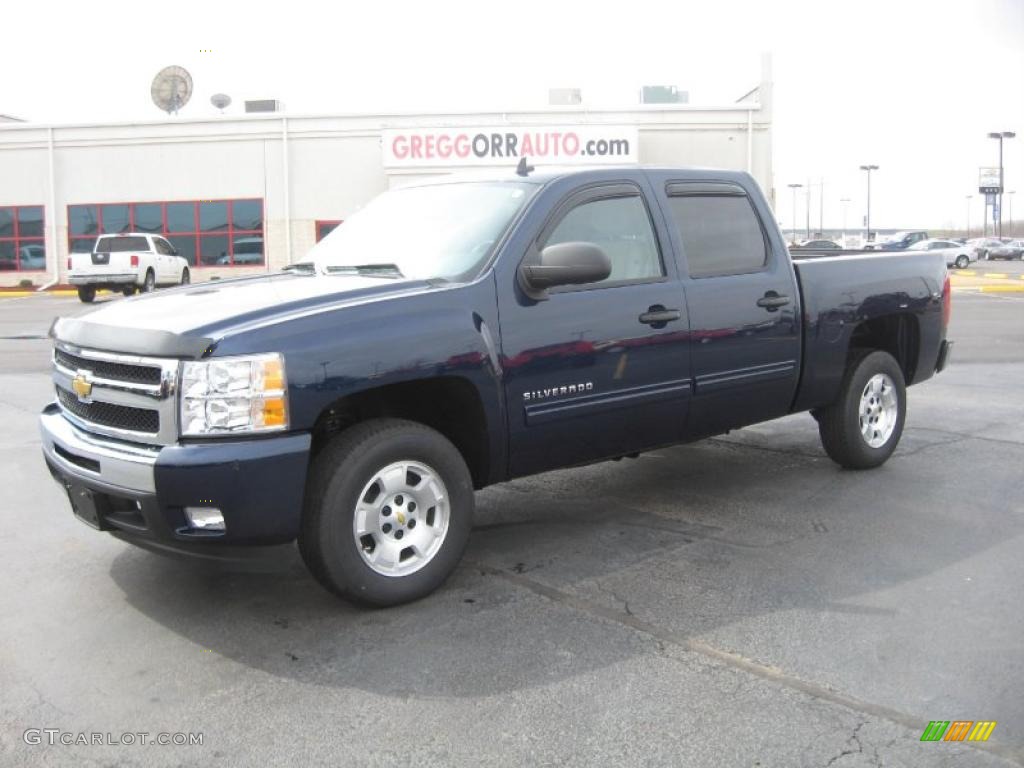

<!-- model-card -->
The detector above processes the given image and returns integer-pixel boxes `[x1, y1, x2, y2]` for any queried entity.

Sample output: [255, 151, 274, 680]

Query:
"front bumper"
[40, 404, 311, 554]
[68, 273, 137, 286]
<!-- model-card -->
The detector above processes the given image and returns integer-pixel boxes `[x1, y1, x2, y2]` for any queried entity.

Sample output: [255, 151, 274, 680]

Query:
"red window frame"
[0, 205, 46, 272]
[67, 198, 264, 267]
[315, 219, 343, 242]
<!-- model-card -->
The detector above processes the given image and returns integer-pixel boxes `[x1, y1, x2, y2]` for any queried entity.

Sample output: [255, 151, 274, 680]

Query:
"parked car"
[215, 236, 265, 265]
[966, 237, 1004, 260]
[791, 239, 841, 250]
[987, 239, 1024, 260]
[908, 238, 976, 269]
[18, 244, 47, 270]
[67, 233, 191, 303]
[863, 230, 929, 251]
[41, 167, 952, 607]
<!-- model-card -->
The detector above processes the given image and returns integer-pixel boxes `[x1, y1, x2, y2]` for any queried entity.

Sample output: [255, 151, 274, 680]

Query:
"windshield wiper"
[282, 262, 316, 274]
[325, 263, 405, 278]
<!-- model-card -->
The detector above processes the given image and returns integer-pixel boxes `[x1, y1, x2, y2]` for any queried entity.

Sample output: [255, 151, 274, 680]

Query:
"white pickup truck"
[68, 233, 191, 303]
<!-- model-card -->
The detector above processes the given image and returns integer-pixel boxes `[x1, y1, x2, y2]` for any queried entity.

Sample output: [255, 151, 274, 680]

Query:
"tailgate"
[73, 235, 148, 275]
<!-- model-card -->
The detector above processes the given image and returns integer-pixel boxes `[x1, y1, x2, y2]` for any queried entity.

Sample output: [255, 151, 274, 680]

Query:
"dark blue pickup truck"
[41, 167, 953, 606]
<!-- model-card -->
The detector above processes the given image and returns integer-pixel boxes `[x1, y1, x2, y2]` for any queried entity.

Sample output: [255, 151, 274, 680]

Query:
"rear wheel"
[955, 255, 969, 269]
[299, 418, 474, 607]
[818, 349, 906, 470]
[122, 285, 136, 297]
[77, 286, 96, 303]
[142, 269, 155, 293]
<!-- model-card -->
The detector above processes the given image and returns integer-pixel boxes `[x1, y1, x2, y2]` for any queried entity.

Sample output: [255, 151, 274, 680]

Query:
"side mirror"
[519, 241, 611, 299]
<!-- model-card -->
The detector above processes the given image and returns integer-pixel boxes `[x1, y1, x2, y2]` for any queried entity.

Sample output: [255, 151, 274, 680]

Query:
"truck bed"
[790, 249, 948, 413]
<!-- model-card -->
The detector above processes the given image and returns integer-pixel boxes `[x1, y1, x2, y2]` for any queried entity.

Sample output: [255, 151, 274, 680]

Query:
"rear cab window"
[95, 235, 150, 253]
[663, 184, 768, 278]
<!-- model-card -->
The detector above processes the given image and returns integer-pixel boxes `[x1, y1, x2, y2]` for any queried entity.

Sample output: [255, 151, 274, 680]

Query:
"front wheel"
[180, 268, 190, 285]
[817, 349, 906, 470]
[955, 255, 969, 269]
[142, 269, 155, 293]
[77, 286, 96, 303]
[299, 419, 474, 607]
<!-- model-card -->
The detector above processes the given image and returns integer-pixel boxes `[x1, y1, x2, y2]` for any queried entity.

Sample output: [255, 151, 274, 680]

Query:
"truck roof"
[400, 165, 755, 187]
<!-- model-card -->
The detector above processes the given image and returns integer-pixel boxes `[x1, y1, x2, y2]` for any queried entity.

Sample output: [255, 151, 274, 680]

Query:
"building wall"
[0, 89, 772, 287]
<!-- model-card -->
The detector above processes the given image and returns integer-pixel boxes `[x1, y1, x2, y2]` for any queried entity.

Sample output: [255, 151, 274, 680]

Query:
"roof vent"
[245, 100, 282, 113]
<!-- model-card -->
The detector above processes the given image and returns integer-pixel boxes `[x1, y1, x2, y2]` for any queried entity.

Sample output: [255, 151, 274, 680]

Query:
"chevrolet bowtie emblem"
[397, 511, 407, 525]
[72, 372, 93, 400]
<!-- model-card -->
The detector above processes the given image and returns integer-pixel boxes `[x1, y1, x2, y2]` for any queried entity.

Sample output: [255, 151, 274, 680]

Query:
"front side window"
[544, 195, 662, 284]
[306, 182, 535, 281]
[668, 194, 767, 278]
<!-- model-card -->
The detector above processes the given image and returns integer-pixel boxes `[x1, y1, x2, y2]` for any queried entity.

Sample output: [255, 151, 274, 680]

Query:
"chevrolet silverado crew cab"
[41, 167, 953, 606]
[67, 232, 191, 302]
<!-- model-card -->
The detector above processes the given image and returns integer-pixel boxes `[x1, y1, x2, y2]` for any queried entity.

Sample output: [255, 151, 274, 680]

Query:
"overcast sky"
[4, 0, 1023, 230]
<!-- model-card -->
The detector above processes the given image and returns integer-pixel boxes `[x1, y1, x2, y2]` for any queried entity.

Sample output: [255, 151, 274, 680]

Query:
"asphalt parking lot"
[1, 273, 1022, 767]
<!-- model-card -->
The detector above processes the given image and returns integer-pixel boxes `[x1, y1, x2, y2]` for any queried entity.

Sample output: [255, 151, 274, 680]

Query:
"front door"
[498, 178, 691, 478]
[654, 178, 802, 439]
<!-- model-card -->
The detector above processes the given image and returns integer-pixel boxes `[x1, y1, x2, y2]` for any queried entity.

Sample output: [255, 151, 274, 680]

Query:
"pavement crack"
[594, 581, 634, 617]
[825, 720, 867, 767]
[470, 560, 1024, 767]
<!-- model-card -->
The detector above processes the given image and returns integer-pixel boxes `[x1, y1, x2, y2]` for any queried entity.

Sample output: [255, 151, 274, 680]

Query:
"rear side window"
[667, 195, 767, 278]
[96, 235, 149, 253]
[154, 238, 174, 255]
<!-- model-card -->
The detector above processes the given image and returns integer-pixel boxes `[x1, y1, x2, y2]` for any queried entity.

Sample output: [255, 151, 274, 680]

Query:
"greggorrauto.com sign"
[383, 126, 639, 168]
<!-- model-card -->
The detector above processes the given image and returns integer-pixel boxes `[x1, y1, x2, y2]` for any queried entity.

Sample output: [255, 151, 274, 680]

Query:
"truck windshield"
[302, 181, 536, 281]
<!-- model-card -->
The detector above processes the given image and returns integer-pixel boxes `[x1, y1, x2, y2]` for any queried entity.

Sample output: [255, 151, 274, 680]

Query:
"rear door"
[497, 174, 691, 477]
[652, 176, 802, 439]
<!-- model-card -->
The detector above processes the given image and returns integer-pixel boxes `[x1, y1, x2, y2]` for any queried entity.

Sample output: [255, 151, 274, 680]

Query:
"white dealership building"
[0, 60, 773, 288]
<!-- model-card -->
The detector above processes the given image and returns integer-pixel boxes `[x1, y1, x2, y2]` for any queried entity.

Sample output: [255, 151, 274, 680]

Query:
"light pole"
[860, 164, 879, 242]
[966, 194, 972, 239]
[787, 183, 803, 244]
[819, 177, 825, 237]
[840, 197, 851, 242]
[805, 177, 811, 240]
[987, 131, 1016, 237]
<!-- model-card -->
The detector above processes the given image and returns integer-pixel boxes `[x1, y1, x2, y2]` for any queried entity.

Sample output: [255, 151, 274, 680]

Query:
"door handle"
[756, 292, 790, 311]
[639, 306, 681, 326]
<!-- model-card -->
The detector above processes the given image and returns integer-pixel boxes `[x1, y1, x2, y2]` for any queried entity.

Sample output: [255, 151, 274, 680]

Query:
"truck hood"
[52, 272, 439, 358]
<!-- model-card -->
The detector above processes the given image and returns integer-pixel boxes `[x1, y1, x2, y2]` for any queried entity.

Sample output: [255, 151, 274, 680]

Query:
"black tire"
[180, 268, 190, 285]
[299, 418, 474, 607]
[955, 255, 969, 269]
[77, 286, 96, 303]
[142, 269, 155, 293]
[818, 349, 907, 470]
[122, 285, 136, 297]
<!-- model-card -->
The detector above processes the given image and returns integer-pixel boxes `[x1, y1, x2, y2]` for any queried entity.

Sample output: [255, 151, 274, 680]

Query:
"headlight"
[180, 353, 288, 436]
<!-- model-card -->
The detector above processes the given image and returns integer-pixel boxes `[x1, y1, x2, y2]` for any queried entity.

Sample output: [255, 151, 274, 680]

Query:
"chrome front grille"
[56, 388, 160, 433]
[52, 343, 180, 445]
[54, 348, 162, 385]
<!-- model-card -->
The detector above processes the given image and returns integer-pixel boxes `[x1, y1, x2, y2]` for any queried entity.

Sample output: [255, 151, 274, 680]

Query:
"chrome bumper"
[39, 404, 159, 493]
[68, 274, 137, 285]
